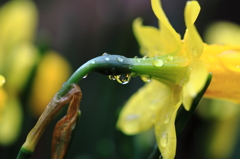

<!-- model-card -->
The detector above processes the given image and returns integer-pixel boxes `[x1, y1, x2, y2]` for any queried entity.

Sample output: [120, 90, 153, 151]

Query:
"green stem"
[58, 54, 188, 96]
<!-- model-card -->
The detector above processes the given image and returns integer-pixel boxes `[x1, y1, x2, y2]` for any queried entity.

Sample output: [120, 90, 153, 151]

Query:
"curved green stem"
[58, 54, 188, 96]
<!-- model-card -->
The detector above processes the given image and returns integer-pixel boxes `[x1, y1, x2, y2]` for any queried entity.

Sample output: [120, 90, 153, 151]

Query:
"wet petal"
[151, 0, 182, 55]
[183, 60, 208, 110]
[217, 50, 240, 73]
[133, 18, 163, 56]
[183, 1, 203, 59]
[117, 80, 172, 134]
[154, 96, 180, 159]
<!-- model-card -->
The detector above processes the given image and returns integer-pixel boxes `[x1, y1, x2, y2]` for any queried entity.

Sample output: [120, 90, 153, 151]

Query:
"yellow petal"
[117, 80, 171, 134]
[183, 1, 203, 59]
[0, 75, 5, 87]
[0, 97, 22, 145]
[154, 95, 181, 159]
[183, 60, 208, 110]
[133, 18, 163, 56]
[151, 0, 182, 55]
[29, 51, 71, 116]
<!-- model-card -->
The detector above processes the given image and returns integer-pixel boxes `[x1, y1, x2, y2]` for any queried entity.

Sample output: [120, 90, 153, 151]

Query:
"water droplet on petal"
[166, 56, 173, 61]
[141, 75, 151, 83]
[163, 115, 170, 124]
[134, 56, 138, 59]
[116, 74, 131, 84]
[105, 57, 110, 61]
[90, 60, 96, 64]
[125, 114, 140, 121]
[153, 59, 164, 67]
[117, 57, 123, 62]
[160, 132, 168, 148]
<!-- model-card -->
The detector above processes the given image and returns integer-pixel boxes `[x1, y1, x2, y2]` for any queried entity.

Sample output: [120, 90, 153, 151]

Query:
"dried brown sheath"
[22, 83, 81, 153]
[51, 84, 82, 159]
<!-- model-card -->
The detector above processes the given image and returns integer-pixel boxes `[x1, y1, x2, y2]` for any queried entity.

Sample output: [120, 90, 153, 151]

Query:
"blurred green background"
[1, 0, 240, 159]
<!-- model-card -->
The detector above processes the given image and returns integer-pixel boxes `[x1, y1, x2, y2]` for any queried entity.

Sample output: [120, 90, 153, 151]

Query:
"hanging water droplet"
[102, 52, 108, 56]
[166, 56, 173, 61]
[128, 65, 133, 69]
[108, 75, 116, 80]
[83, 74, 88, 79]
[116, 74, 131, 84]
[141, 75, 151, 83]
[163, 115, 170, 124]
[105, 57, 110, 61]
[153, 59, 164, 67]
[90, 60, 96, 64]
[125, 114, 140, 121]
[160, 132, 168, 148]
[159, 155, 163, 159]
[117, 57, 123, 62]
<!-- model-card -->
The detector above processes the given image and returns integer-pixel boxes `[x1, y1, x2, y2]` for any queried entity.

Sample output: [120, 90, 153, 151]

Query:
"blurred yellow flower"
[0, 0, 38, 146]
[0, 0, 71, 146]
[29, 51, 71, 116]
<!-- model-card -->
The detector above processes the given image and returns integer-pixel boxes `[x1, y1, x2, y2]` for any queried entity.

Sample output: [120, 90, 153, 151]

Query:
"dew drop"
[160, 132, 168, 148]
[102, 52, 108, 56]
[166, 56, 173, 61]
[143, 56, 148, 60]
[153, 59, 164, 67]
[128, 65, 133, 69]
[117, 57, 124, 62]
[83, 74, 88, 79]
[134, 56, 138, 59]
[163, 115, 170, 124]
[116, 74, 131, 84]
[125, 114, 140, 121]
[90, 60, 96, 64]
[105, 57, 110, 61]
[108, 75, 116, 80]
[141, 75, 151, 83]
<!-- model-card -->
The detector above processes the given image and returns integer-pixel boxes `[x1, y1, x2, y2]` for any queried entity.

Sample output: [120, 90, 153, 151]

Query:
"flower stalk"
[17, 54, 208, 159]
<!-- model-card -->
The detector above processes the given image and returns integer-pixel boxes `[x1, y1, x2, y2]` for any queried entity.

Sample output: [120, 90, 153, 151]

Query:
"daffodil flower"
[117, 0, 240, 159]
